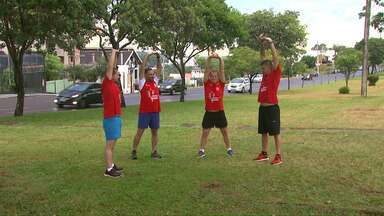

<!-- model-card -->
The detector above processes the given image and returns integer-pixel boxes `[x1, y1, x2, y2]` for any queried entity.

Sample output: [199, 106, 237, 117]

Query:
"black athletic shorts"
[202, 111, 228, 129]
[258, 105, 280, 135]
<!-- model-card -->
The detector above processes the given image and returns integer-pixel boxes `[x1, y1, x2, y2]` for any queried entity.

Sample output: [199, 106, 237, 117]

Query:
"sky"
[225, 0, 382, 50]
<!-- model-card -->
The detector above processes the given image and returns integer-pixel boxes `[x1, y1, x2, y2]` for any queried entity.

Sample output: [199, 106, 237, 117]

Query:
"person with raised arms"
[131, 53, 163, 160]
[102, 49, 124, 177]
[198, 53, 233, 158]
[253, 35, 283, 165]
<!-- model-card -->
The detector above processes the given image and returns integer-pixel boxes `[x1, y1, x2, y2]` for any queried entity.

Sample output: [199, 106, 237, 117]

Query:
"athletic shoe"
[104, 168, 121, 178]
[271, 154, 283, 165]
[151, 151, 162, 160]
[131, 150, 138, 160]
[253, 151, 269, 161]
[198, 150, 206, 158]
[113, 164, 123, 172]
[227, 149, 234, 157]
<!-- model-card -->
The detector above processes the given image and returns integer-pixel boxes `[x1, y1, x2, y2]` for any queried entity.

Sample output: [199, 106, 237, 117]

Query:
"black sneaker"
[104, 168, 121, 178]
[151, 151, 162, 159]
[113, 164, 123, 172]
[198, 150, 206, 158]
[227, 149, 234, 157]
[131, 150, 138, 160]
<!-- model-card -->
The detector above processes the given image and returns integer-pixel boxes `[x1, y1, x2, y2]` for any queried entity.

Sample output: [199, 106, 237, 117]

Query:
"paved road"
[0, 72, 359, 116]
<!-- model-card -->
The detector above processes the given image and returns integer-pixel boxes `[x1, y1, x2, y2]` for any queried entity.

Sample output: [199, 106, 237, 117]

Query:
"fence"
[46, 79, 73, 94]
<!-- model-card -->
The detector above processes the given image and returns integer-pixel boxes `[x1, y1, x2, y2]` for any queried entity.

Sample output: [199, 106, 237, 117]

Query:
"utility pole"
[361, 0, 371, 97]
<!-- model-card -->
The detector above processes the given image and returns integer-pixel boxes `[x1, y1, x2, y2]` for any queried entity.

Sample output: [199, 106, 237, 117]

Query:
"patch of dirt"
[0, 171, 8, 177]
[201, 181, 222, 190]
[359, 209, 384, 216]
[237, 125, 255, 130]
[360, 187, 384, 196]
[347, 108, 384, 112]
[180, 123, 196, 128]
[0, 120, 18, 126]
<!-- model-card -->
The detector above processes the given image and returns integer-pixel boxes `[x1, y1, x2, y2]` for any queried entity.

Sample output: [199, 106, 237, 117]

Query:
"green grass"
[1, 78, 384, 215]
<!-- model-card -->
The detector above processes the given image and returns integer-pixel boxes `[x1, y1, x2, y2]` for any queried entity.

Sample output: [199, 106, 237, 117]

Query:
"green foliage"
[339, 86, 350, 94]
[239, 10, 307, 59]
[44, 54, 64, 81]
[292, 62, 308, 75]
[355, 38, 384, 71]
[372, 0, 384, 32]
[64, 65, 98, 82]
[312, 43, 328, 51]
[368, 74, 379, 86]
[300, 55, 317, 69]
[0, 68, 15, 92]
[335, 48, 362, 87]
[196, 56, 220, 71]
[226, 47, 260, 78]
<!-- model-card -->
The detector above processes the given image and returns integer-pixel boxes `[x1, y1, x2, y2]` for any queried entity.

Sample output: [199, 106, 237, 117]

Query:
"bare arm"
[106, 49, 118, 80]
[139, 54, 150, 80]
[218, 56, 225, 83]
[270, 42, 279, 70]
[204, 56, 213, 82]
[155, 53, 162, 78]
[260, 45, 266, 61]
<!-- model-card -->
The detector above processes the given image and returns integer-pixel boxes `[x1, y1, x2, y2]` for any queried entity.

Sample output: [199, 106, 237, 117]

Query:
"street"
[0, 72, 354, 116]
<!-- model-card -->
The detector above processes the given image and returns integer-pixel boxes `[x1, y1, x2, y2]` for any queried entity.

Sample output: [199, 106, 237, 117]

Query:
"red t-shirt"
[102, 76, 121, 118]
[258, 64, 282, 104]
[204, 80, 225, 111]
[139, 78, 161, 113]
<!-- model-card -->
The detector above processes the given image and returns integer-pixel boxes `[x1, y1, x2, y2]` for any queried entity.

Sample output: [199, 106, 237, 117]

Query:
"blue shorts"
[138, 112, 160, 129]
[103, 116, 122, 141]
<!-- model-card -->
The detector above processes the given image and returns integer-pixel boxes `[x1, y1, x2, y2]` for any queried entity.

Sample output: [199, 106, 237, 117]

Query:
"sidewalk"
[0, 93, 55, 99]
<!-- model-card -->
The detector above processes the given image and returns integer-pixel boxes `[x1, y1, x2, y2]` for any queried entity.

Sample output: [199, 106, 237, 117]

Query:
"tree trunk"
[13, 52, 25, 116]
[361, 0, 371, 97]
[179, 62, 186, 102]
[346, 72, 350, 88]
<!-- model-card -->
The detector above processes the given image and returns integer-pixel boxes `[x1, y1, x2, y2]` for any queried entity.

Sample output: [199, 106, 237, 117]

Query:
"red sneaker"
[271, 154, 283, 165]
[253, 152, 269, 161]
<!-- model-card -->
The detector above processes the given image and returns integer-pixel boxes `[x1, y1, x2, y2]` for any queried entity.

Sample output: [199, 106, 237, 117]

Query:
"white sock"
[227, 148, 232, 151]
[200, 149, 205, 152]
[107, 164, 114, 171]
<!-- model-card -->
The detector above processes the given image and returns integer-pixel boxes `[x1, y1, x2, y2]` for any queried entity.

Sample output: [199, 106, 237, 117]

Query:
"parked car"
[54, 82, 102, 108]
[302, 74, 313, 81]
[159, 79, 184, 95]
[227, 78, 250, 93]
[252, 74, 263, 83]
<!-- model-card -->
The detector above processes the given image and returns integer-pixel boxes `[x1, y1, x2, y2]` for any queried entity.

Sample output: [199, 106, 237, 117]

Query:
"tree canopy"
[225, 47, 260, 78]
[355, 38, 384, 72]
[335, 48, 362, 87]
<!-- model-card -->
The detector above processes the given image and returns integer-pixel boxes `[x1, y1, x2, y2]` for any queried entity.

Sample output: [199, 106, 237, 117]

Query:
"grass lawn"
[1, 78, 384, 215]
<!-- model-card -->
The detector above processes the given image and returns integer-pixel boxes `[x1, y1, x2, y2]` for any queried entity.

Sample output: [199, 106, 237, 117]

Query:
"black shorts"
[202, 111, 228, 129]
[258, 105, 280, 135]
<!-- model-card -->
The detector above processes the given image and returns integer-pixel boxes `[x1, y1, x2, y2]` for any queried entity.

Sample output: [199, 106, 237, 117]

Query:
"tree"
[0, 0, 93, 116]
[45, 54, 64, 81]
[292, 62, 308, 75]
[371, 0, 384, 32]
[300, 55, 317, 69]
[355, 38, 384, 73]
[239, 9, 307, 90]
[225, 47, 260, 78]
[335, 48, 362, 88]
[141, 0, 244, 102]
[312, 43, 328, 51]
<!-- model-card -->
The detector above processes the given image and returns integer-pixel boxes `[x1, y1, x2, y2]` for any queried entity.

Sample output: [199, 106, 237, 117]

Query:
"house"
[56, 48, 142, 94]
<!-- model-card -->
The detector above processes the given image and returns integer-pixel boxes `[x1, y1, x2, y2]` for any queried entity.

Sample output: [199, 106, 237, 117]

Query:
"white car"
[227, 78, 250, 93]
[252, 74, 263, 83]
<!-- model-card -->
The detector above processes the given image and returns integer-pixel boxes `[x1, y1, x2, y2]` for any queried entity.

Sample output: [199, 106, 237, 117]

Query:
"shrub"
[367, 74, 379, 86]
[339, 86, 350, 94]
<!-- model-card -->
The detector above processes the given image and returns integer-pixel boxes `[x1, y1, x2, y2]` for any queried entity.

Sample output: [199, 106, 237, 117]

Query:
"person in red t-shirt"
[254, 35, 283, 165]
[198, 53, 233, 158]
[131, 52, 162, 160]
[101, 49, 124, 177]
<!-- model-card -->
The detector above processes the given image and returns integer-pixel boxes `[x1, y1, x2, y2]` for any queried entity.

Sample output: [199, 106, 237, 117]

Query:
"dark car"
[159, 79, 184, 95]
[302, 74, 313, 81]
[54, 82, 102, 108]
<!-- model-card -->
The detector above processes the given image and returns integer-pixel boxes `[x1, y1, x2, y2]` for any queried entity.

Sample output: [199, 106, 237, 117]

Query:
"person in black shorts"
[198, 53, 233, 158]
[254, 35, 283, 165]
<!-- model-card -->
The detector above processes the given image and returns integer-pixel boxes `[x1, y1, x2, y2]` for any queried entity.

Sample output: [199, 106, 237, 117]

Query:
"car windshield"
[67, 83, 89, 92]
[231, 79, 244, 83]
[163, 80, 176, 85]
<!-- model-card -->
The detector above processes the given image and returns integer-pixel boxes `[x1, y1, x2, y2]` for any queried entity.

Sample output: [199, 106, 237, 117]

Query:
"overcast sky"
[226, 0, 382, 50]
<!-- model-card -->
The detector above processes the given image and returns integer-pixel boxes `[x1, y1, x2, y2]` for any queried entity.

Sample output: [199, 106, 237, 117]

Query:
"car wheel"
[241, 87, 245, 93]
[78, 100, 87, 109]
[57, 104, 64, 108]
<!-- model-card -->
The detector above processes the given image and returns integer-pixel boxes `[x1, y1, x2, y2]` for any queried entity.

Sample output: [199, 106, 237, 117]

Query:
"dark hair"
[260, 60, 273, 67]
[112, 66, 119, 74]
[145, 67, 154, 74]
